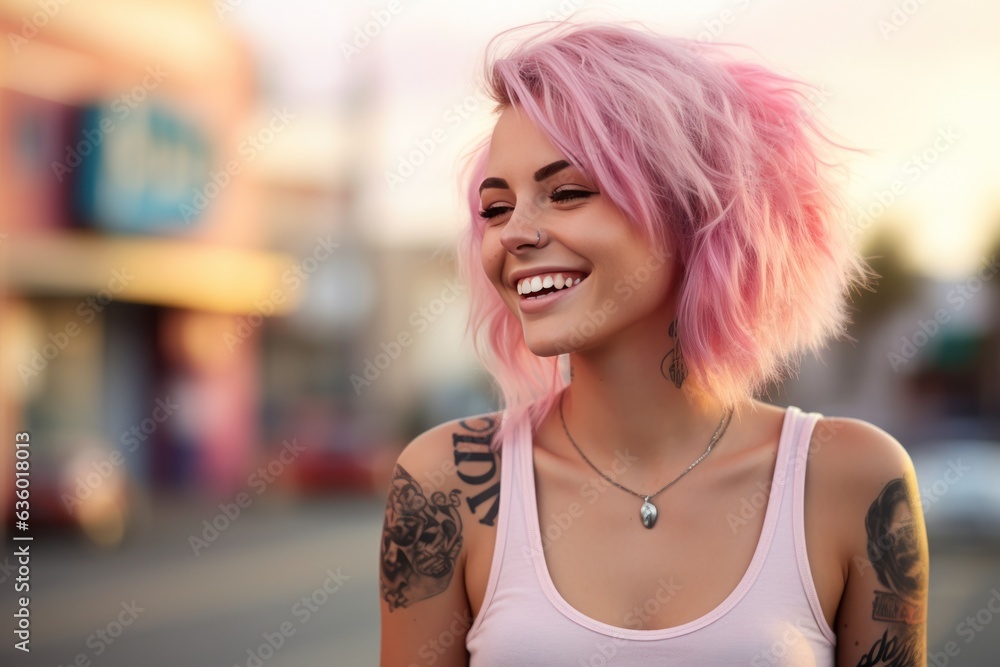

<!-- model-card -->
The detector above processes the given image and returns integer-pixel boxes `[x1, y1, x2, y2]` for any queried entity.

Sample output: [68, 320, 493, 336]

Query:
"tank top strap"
[465, 412, 524, 643]
[753, 405, 837, 645]
[790, 407, 837, 644]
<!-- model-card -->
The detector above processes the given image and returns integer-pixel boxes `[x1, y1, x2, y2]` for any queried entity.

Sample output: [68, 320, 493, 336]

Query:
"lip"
[517, 275, 587, 315]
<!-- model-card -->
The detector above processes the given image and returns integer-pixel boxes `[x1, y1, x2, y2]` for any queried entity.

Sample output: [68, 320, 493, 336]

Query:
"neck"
[557, 313, 736, 489]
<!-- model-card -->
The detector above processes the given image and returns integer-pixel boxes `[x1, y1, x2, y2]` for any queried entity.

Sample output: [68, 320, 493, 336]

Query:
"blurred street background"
[0, 0, 998, 665]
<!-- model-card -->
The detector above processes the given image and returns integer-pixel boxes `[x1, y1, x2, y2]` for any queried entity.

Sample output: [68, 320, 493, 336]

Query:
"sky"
[226, 0, 1000, 279]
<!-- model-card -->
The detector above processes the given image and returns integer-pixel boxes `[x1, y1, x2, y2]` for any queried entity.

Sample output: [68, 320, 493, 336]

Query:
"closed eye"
[550, 189, 595, 203]
[477, 189, 597, 222]
[477, 205, 512, 221]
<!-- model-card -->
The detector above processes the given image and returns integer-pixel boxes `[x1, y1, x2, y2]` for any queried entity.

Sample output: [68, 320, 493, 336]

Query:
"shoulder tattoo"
[380, 415, 501, 610]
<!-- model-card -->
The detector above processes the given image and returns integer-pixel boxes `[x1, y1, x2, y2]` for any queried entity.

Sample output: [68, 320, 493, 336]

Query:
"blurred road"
[1, 498, 385, 667]
[1, 498, 998, 666]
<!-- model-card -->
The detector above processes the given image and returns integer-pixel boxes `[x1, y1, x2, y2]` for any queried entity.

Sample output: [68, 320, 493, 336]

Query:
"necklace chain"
[558, 391, 734, 502]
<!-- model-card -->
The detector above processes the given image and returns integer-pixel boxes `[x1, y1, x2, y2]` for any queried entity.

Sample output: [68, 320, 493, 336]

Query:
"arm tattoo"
[659, 318, 686, 388]
[380, 415, 502, 610]
[855, 478, 927, 666]
[380, 463, 464, 611]
[855, 629, 918, 667]
[453, 416, 502, 527]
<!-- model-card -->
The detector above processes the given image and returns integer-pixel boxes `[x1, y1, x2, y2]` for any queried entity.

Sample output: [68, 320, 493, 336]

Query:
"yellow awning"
[4, 232, 301, 315]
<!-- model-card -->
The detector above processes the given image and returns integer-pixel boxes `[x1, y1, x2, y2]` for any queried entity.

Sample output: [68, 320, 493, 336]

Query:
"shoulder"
[400, 412, 502, 458]
[804, 414, 925, 564]
[395, 411, 503, 479]
[808, 415, 917, 493]
[804, 416, 930, 661]
[391, 411, 505, 528]
[379, 411, 505, 660]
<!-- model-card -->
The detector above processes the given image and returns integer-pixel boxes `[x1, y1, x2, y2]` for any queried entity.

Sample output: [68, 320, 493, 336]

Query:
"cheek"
[603, 244, 674, 306]
[479, 233, 506, 289]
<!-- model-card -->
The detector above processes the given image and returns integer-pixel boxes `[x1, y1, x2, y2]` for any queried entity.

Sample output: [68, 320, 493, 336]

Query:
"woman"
[380, 20, 928, 666]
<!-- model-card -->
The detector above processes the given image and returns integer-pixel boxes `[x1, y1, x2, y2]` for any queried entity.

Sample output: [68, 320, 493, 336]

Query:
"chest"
[465, 437, 845, 633]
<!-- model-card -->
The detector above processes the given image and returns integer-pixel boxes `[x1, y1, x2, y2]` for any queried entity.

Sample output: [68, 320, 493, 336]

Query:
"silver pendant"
[640, 496, 658, 528]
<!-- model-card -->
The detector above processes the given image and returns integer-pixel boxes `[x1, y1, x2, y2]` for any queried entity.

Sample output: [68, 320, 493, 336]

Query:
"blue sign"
[70, 102, 211, 233]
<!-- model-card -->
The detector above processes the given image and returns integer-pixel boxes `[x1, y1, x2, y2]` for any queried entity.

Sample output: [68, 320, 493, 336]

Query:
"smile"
[517, 272, 587, 298]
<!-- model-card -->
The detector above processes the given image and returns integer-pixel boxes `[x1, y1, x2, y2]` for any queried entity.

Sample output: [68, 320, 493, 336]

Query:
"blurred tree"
[847, 226, 920, 334]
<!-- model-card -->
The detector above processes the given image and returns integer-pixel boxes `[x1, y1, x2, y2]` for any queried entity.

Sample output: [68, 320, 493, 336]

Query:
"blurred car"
[910, 440, 1000, 545]
[284, 436, 400, 496]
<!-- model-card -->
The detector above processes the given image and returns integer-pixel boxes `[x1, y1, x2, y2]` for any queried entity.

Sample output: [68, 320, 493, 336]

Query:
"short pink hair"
[455, 21, 870, 452]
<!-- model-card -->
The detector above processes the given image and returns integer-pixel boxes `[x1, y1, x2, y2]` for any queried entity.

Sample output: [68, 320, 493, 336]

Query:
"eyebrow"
[478, 159, 572, 194]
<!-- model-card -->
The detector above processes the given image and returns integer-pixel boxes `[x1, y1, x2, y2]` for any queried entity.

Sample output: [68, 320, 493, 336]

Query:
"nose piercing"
[534, 229, 541, 246]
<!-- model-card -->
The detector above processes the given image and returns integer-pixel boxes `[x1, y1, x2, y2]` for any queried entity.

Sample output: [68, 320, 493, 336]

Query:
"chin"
[524, 338, 570, 358]
[521, 321, 603, 357]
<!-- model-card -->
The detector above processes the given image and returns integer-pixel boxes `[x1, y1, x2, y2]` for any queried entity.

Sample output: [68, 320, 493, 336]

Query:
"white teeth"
[516, 272, 587, 296]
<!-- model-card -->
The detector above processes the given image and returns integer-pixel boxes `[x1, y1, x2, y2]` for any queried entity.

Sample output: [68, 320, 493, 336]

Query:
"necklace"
[558, 392, 734, 529]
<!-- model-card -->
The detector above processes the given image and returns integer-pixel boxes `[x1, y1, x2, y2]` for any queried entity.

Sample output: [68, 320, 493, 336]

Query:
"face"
[478, 105, 676, 356]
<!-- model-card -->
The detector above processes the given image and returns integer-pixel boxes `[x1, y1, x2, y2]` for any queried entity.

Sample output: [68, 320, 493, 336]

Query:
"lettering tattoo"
[379, 415, 502, 611]
[380, 464, 464, 611]
[855, 478, 927, 666]
[856, 629, 918, 667]
[660, 318, 686, 388]
[453, 416, 502, 527]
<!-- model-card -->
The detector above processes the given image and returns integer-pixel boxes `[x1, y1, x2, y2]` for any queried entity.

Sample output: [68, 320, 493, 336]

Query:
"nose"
[499, 198, 546, 254]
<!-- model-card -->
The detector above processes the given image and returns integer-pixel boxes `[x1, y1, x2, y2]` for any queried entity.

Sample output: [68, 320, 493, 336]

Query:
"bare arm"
[379, 415, 501, 667]
[830, 420, 929, 667]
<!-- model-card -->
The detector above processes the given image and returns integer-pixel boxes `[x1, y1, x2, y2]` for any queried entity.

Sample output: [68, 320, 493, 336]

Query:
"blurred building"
[0, 0, 495, 547]
[781, 236, 1000, 448]
[0, 0, 296, 542]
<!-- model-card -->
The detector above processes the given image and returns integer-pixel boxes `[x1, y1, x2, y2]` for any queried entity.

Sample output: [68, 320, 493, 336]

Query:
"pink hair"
[454, 20, 871, 452]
